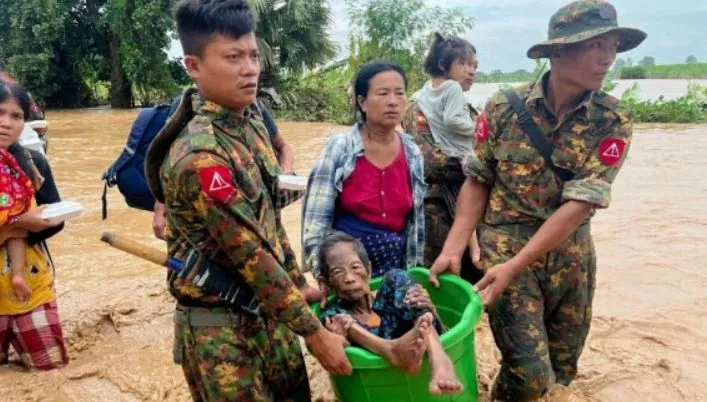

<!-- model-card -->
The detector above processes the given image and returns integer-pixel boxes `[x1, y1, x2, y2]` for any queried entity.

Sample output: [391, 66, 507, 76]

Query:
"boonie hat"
[527, 0, 646, 59]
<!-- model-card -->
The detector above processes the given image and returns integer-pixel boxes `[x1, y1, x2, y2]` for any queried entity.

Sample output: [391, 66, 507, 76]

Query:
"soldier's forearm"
[277, 143, 296, 175]
[441, 178, 489, 257]
[508, 200, 592, 275]
[240, 248, 321, 336]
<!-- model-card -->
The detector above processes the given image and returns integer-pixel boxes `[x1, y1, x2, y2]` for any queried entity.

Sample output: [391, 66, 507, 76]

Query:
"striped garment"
[302, 124, 427, 277]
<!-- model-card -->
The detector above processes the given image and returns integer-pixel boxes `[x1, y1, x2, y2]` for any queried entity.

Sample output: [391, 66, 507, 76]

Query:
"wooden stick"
[100, 231, 169, 267]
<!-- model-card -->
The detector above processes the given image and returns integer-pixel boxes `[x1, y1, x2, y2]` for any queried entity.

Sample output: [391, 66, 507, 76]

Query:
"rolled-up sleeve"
[562, 113, 633, 209]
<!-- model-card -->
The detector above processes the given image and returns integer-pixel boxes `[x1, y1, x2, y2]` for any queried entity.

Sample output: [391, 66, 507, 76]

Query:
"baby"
[0, 148, 37, 302]
[317, 231, 463, 395]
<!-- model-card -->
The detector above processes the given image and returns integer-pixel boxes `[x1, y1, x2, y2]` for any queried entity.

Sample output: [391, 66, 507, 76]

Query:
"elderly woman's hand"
[17, 206, 62, 233]
[404, 284, 436, 313]
[324, 314, 355, 337]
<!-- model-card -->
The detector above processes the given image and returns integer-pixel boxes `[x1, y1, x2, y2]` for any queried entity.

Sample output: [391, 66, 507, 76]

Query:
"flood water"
[0, 103, 705, 401]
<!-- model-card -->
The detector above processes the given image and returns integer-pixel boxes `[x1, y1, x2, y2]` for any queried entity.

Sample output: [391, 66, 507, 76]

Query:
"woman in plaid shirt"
[302, 61, 426, 280]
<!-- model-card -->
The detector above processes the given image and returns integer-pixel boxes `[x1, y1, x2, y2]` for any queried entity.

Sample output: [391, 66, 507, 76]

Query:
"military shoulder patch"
[598, 138, 626, 166]
[198, 166, 235, 202]
[476, 115, 490, 142]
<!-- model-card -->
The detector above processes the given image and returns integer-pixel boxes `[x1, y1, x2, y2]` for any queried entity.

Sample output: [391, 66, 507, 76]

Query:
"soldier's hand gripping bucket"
[310, 267, 484, 402]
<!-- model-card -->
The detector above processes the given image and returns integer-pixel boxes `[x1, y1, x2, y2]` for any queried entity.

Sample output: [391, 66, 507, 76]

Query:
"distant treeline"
[476, 62, 707, 83]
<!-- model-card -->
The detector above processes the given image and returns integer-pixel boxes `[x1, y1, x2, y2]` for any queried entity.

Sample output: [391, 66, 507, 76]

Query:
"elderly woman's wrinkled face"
[324, 242, 371, 303]
[358, 70, 406, 129]
[0, 97, 24, 150]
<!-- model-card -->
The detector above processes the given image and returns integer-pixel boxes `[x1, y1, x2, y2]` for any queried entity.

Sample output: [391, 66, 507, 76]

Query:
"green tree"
[250, 0, 336, 88]
[105, 0, 177, 107]
[686, 55, 698, 64]
[346, 0, 473, 92]
[638, 56, 655, 68]
[620, 65, 647, 79]
[0, 0, 76, 106]
[612, 58, 628, 72]
[0, 0, 177, 108]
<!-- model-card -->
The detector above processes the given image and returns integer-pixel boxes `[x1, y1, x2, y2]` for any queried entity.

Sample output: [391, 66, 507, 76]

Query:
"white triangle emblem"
[602, 143, 621, 158]
[209, 172, 231, 192]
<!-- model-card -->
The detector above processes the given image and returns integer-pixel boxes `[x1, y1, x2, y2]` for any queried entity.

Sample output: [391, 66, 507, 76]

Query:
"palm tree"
[249, 0, 337, 87]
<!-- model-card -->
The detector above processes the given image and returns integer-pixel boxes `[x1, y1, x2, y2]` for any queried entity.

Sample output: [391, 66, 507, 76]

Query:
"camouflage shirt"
[464, 72, 633, 225]
[149, 89, 320, 337]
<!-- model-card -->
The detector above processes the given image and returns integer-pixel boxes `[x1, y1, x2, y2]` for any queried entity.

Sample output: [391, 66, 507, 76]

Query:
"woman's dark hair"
[175, 0, 256, 57]
[0, 80, 32, 122]
[423, 33, 477, 77]
[353, 61, 407, 122]
[0, 80, 40, 187]
[318, 231, 371, 280]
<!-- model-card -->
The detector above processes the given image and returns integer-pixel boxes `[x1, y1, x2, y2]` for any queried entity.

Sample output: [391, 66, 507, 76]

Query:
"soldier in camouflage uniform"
[428, 1, 646, 400]
[145, 1, 351, 401]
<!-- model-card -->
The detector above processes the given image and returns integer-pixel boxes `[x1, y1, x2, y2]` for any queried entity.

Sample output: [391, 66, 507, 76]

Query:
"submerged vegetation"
[621, 83, 707, 123]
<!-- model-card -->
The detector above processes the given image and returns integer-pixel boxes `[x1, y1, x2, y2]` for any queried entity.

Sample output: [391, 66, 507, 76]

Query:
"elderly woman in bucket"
[317, 231, 463, 395]
[302, 61, 426, 279]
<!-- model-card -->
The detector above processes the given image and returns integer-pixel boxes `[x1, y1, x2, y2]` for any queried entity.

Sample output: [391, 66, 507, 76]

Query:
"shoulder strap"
[502, 88, 575, 182]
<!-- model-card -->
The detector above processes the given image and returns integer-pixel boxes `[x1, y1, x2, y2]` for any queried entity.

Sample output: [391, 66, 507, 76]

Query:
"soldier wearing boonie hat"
[428, 1, 646, 400]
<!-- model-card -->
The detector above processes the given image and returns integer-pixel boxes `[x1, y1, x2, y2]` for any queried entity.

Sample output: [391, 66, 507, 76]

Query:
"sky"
[169, 0, 707, 73]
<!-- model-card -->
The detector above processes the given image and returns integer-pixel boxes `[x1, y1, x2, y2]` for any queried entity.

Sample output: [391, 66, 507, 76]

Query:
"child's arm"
[442, 83, 476, 136]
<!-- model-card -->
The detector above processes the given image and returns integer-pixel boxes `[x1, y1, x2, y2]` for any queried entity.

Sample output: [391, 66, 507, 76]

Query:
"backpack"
[102, 96, 277, 220]
[101, 98, 179, 219]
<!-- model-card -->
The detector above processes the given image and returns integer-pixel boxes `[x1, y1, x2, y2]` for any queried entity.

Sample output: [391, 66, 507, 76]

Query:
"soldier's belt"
[175, 304, 257, 327]
[181, 249, 262, 316]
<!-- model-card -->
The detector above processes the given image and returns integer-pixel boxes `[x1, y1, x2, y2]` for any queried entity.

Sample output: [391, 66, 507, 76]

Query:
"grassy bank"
[644, 63, 707, 79]
[622, 82, 707, 123]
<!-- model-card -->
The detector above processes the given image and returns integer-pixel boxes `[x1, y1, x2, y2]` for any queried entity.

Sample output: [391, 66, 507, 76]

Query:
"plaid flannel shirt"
[301, 124, 427, 276]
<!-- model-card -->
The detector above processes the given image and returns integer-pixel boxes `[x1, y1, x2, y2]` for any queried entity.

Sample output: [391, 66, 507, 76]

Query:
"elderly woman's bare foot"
[384, 316, 430, 374]
[428, 342, 463, 394]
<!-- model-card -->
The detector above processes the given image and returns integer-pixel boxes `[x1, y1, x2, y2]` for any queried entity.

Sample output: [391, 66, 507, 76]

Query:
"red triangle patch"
[598, 138, 626, 166]
[475, 115, 490, 142]
[198, 166, 235, 202]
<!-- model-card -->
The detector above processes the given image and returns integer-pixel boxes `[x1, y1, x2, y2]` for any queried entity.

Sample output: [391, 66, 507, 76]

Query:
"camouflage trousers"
[174, 305, 311, 402]
[478, 223, 596, 401]
[424, 197, 484, 284]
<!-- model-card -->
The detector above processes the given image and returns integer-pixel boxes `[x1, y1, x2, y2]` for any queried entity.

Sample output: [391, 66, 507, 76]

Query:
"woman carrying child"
[0, 81, 67, 371]
[402, 33, 483, 283]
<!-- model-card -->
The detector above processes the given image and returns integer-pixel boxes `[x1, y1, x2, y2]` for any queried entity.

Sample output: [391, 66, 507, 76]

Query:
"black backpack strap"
[503, 88, 575, 182]
[102, 182, 108, 220]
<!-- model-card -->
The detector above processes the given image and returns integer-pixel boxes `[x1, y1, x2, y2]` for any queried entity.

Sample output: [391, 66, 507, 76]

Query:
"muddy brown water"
[0, 109, 705, 402]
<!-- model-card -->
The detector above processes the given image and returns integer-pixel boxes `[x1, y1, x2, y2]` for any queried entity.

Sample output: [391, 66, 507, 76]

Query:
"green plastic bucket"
[310, 267, 483, 402]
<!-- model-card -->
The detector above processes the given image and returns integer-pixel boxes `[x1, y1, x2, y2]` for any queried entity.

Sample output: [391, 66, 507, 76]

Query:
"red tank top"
[338, 142, 413, 232]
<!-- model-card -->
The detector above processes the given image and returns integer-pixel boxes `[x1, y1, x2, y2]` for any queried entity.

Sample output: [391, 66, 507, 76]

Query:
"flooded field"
[0, 107, 705, 402]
